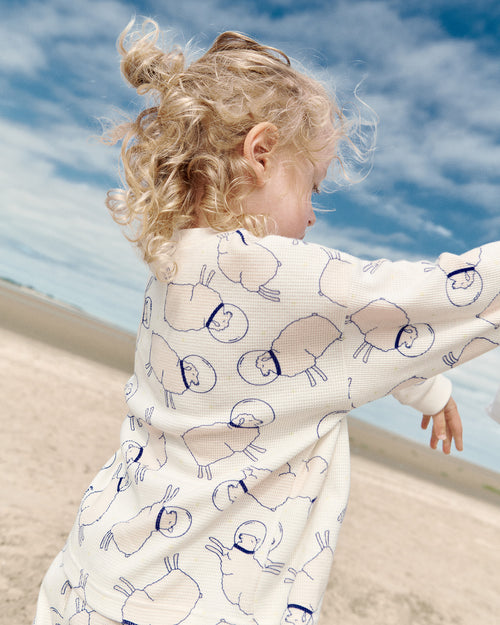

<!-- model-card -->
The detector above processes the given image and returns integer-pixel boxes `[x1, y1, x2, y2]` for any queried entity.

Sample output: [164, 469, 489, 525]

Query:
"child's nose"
[308, 210, 316, 228]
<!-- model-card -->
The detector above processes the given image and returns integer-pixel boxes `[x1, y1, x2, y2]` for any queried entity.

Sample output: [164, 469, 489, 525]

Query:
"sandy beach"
[2, 278, 500, 625]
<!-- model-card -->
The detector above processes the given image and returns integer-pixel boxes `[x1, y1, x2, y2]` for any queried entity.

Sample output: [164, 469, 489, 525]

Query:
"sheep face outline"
[395, 323, 435, 358]
[255, 352, 276, 376]
[396, 324, 418, 349]
[437, 248, 484, 307]
[181, 355, 217, 393]
[212, 480, 247, 510]
[209, 307, 233, 331]
[229, 399, 276, 429]
[155, 507, 193, 539]
[207, 304, 249, 343]
[446, 269, 483, 306]
[238, 349, 282, 385]
[182, 361, 200, 387]
[159, 509, 177, 533]
[234, 520, 267, 551]
[283, 606, 313, 625]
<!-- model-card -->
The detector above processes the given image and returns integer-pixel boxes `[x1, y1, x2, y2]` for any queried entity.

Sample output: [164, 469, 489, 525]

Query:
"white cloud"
[306, 217, 423, 260]
[0, 114, 146, 330]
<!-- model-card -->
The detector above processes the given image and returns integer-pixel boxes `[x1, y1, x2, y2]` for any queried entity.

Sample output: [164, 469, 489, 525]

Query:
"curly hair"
[104, 19, 359, 279]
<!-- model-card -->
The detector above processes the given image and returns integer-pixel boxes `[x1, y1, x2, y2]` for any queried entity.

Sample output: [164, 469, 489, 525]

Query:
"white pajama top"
[61, 228, 500, 625]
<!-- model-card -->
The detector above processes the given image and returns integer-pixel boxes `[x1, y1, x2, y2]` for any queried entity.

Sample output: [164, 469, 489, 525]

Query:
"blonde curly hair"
[105, 19, 354, 279]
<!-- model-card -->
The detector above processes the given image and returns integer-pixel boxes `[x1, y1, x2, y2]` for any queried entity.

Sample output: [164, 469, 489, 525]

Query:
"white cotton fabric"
[38, 228, 500, 625]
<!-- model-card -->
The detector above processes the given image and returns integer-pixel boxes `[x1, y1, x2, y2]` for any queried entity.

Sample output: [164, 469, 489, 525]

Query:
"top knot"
[118, 18, 185, 94]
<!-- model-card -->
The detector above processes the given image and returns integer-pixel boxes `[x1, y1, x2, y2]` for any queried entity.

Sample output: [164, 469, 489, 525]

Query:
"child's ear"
[243, 122, 279, 185]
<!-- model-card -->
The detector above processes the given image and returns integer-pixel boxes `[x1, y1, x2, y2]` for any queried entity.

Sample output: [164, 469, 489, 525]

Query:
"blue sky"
[2, 0, 500, 470]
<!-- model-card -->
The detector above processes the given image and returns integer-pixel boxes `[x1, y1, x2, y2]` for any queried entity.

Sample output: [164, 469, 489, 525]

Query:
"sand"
[2, 278, 500, 625]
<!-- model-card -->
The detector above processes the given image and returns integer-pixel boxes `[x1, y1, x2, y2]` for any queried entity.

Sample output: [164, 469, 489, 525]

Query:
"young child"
[35, 19, 500, 625]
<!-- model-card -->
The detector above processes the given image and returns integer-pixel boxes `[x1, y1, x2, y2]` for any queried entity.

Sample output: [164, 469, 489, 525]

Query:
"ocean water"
[2, 219, 500, 475]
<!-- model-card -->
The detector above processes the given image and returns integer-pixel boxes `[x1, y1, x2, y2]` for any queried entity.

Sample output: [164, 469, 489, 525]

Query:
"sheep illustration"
[238, 314, 341, 387]
[182, 399, 275, 479]
[212, 456, 328, 512]
[477, 292, 500, 329]
[100, 484, 192, 557]
[349, 298, 434, 363]
[425, 247, 483, 307]
[121, 427, 168, 484]
[442, 336, 499, 368]
[145, 332, 216, 409]
[206, 520, 283, 616]
[114, 554, 201, 625]
[77, 463, 131, 545]
[282, 531, 334, 625]
[164, 265, 248, 343]
[217, 230, 281, 302]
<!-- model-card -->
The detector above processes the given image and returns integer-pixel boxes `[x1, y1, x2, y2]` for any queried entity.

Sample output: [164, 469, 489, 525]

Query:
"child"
[35, 18, 500, 625]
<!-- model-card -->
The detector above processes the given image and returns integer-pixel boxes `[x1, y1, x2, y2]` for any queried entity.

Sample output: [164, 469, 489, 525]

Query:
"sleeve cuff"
[392, 374, 452, 415]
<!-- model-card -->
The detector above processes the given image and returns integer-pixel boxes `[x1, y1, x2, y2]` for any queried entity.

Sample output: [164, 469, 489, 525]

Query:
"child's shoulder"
[173, 227, 358, 285]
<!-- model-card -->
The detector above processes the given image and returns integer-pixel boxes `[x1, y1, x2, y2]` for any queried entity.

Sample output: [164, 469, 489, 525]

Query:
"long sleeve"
[330, 242, 500, 410]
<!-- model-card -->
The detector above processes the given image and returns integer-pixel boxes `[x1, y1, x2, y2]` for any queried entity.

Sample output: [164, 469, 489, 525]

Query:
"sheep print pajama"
[35, 227, 500, 625]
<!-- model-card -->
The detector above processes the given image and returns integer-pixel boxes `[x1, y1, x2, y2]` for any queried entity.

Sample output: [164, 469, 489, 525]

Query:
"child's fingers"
[423, 410, 447, 451]
[441, 427, 452, 455]
[432, 411, 447, 441]
[423, 397, 463, 454]
[421, 414, 431, 430]
[453, 427, 464, 452]
[429, 430, 439, 450]
[449, 415, 461, 452]
[443, 396, 463, 452]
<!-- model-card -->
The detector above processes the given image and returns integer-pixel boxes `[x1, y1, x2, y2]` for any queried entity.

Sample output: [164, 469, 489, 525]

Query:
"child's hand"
[421, 396, 463, 454]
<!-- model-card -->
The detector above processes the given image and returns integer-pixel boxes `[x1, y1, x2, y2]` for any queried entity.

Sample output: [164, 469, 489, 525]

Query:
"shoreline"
[2, 277, 499, 505]
[0, 278, 135, 372]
